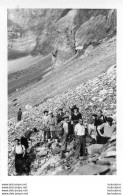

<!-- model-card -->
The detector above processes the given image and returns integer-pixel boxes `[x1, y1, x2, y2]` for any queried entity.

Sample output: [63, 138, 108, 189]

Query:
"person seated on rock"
[21, 127, 35, 150]
[97, 117, 116, 144]
[13, 138, 25, 175]
[42, 110, 51, 142]
[48, 111, 57, 141]
[71, 107, 82, 134]
[74, 118, 86, 158]
[17, 108, 22, 122]
[57, 108, 64, 124]
[61, 115, 69, 158]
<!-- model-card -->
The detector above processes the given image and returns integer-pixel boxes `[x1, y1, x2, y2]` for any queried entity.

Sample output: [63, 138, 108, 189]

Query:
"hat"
[92, 114, 97, 118]
[63, 114, 69, 119]
[15, 137, 20, 141]
[107, 117, 113, 123]
[43, 110, 48, 114]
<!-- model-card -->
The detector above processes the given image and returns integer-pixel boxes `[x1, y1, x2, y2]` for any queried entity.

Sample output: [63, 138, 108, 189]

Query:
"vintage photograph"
[8, 9, 116, 176]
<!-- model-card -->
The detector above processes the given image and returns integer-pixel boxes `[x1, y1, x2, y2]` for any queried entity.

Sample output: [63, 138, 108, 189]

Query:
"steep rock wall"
[8, 9, 116, 65]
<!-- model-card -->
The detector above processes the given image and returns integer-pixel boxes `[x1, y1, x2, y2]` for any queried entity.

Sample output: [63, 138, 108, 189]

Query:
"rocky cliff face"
[8, 9, 116, 66]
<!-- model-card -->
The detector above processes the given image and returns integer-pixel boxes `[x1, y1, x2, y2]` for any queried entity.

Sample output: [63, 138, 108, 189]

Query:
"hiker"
[13, 138, 25, 175]
[61, 115, 69, 158]
[74, 118, 86, 158]
[65, 110, 74, 141]
[17, 108, 22, 122]
[87, 117, 97, 142]
[65, 110, 71, 120]
[71, 107, 82, 133]
[21, 127, 34, 150]
[48, 112, 57, 140]
[94, 110, 107, 143]
[57, 108, 64, 124]
[97, 110, 107, 126]
[97, 117, 116, 144]
[42, 110, 50, 142]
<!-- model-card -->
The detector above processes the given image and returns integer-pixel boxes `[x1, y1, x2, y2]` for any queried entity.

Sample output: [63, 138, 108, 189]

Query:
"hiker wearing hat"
[48, 112, 57, 140]
[97, 110, 107, 125]
[71, 107, 82, 136]
[13, 138, 25, 175]
[57, 108, 64, 123]
[17, 108, 22, 122]
[61, 115, 69, 158]
[74, 118, 86, 158]
[97, 117, 116, 144]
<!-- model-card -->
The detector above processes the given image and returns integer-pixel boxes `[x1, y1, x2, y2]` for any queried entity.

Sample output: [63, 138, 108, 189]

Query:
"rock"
[104, 151, 116, 158]
[25, 104, 32, 110]
[99, 89, 107, 95]
[37, 150, 48, 157]
[107, 65, 116, 74]
[96, 159, 111, 166]
[71, 163, 109, 175]
[109, 134, 116, 142]
[87, 144, 103, 155]
[15, 121, 23, 128]
[91, 97, 97, 101]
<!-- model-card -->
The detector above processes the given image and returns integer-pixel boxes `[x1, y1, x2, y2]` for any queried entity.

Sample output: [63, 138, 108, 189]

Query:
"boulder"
[87, 144, 103, 155]
[99, 89, 108, 95]
[71, 163, 109, 175]
[37, 150, 48, 157]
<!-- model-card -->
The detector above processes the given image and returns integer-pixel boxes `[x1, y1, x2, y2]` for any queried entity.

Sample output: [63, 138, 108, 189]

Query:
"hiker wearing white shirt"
[74, 118, 86, 157]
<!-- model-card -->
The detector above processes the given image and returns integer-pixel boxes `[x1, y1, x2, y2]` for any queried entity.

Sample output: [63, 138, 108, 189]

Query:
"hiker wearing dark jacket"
[95, 110, 107, 143]
[97, 110, 107, 126]
[21, 128, 34, 149]
[71, 108, 82, 132]
[17, 108, 22, 122]
[57, 108, 64, 123]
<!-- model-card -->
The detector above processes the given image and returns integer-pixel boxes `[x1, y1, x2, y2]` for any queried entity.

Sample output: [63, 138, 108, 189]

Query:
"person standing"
[61, 115, 69, 158]
[17, 108, 22, 122]
[97, 110, 107, 126]
[71, 107, 82, 135]
[57, 108, 64, 124]
[74, 118, 86, 158]
[13, 138, 25, 175]
[48, 112, 57, 140]
[42, 110, 50, 142]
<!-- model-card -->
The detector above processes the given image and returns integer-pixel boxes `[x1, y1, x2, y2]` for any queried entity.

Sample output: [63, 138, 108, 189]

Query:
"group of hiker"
[14, 105, 116, 175]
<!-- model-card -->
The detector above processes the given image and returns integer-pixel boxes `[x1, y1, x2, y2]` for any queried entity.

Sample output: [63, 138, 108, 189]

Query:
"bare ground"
[8, 36, 116, 119]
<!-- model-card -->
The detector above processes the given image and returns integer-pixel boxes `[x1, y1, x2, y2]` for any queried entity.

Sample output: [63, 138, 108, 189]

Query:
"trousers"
[75, 135, 86, 158]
